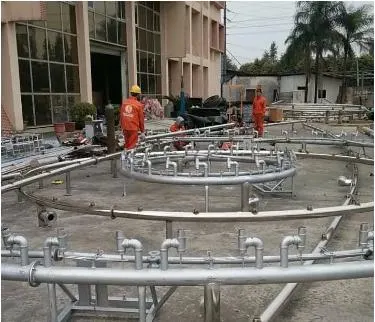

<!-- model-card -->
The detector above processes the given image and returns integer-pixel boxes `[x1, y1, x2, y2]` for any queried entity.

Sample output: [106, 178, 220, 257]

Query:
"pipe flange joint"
[28, 260, 42, 287]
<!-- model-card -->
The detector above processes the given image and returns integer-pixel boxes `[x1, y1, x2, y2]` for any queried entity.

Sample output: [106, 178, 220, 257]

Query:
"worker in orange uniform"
[170, 116, 188, 150]
[252, 86, 267, 137]
[120, 85, 145, 149]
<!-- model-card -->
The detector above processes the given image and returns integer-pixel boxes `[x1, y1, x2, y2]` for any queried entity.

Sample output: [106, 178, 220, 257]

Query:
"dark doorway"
[91, 52, 122, 116]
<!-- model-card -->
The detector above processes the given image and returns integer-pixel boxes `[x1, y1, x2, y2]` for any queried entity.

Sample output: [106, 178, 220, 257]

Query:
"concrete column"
[160, 2, 168, 99]
[1, 22, 23, 131]
[75, 2, 92, 103]
[125, 1, 137, 91]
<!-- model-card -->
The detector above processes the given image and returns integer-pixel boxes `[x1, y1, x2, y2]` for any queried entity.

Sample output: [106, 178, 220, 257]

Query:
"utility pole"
[220, 2, 227, 97]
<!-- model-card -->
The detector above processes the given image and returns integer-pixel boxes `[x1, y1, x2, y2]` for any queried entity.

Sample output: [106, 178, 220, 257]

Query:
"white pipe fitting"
[227, 158, 239, 176]
[166, 157, 177, 176]
[160, 238, 181, 270]
[7, 235, 29, 266]
[195, 158, 208, 177]
[122, 238, 143, 270]
[243, 237, 264, 269]
[280, 235, 302, 268]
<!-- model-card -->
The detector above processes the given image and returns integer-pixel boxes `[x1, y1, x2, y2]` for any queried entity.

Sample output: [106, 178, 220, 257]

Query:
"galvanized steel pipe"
[2, 261, 372, 286]
[6, 235, 29, 266]
[160, 239, 181, 270]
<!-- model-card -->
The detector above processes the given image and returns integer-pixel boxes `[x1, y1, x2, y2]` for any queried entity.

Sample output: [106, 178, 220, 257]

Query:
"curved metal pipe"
[195, 158, 208, 177]
[121, 239, 143, 270]
[280, 236, 302, 268]
[243, 237, 264, 269]
[7, 235, 29, 266]
[226, 159, 239, 176]
[160, 239, 181, 270]
[166, 157, 177, 176]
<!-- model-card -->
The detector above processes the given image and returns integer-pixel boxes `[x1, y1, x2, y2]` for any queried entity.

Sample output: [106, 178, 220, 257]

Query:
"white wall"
[223, 76, 278, 103]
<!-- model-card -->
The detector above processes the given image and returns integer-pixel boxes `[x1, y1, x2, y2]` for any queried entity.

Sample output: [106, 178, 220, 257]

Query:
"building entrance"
[90, 52, 122, 116]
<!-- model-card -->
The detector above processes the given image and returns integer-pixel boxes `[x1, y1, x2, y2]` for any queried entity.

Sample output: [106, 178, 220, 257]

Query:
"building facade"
[1, 1, 225, 131]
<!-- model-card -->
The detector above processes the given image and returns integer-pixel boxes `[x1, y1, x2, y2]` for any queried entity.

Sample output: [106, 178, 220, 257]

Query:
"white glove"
[140, 133, 146, 141]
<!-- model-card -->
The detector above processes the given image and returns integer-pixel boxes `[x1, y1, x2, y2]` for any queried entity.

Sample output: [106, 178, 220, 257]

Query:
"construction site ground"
[1, 121, 374, 322]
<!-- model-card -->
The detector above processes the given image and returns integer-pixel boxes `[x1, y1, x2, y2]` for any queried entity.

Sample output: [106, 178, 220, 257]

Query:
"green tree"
[225, 56, 238, 71]
[284, 20, 314, 102]
[269, 41, 278, 63]
[295, 1, 343, 102]
[336, 3, 373, 102]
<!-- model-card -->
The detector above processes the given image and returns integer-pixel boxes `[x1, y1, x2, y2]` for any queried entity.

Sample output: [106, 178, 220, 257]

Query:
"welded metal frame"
[1, 122, 374, 322]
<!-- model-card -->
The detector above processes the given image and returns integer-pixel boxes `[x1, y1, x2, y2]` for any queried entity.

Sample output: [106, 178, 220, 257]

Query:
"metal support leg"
[95, 262, 108, 306]
[205, 185, 209, 213]
[241, 182, 250, 212]
[17, 189, 23, 203]
[204, 283, 220, 322]
[65, 172, 71, 196]
[166, 221, 173, 239]
[39, 180, 44, 189]
[47, 283, 58, 322]
[112, 159, 118, 178]
[77, 260, 91, 305]
[138, 286, 146, 322]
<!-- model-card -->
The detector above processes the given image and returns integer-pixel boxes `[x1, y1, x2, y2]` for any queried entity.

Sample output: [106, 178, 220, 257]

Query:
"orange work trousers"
[252, 114, 264, 137]
[123, 130, 138, 149]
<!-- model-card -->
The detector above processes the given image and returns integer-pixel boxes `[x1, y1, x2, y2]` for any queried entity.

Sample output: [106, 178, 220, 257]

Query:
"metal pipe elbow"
[122, 238, 143, 251]
[7, 235, 28, 248]
[43, 237, 59, 248]
[145, 160, 152, 175]
[160, 238, 180, 251]
[280, 235, 302, 249]
[244, 237, 264, 250]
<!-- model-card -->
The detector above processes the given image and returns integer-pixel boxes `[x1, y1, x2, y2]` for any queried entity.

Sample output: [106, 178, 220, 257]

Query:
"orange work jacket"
[252, 95, 267, 115]
[120, 96, 145, 132]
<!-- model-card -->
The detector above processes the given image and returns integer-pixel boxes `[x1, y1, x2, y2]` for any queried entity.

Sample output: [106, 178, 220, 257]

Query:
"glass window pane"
[118, 22, 126, 45]
[146, 31, 153, 52]
[48, 31, 64, 62]
[154, 33, 160, 54]
[50, 64, 66, 92]
[139, 51, 147, 73]
[155, 75, 161, 94]
[138, 29, 147, 51]
[88, 1, 94, 9]
[106, 1, 117, 17]
[95, 14, 106, 41]
[154, 14, 160, 32]
[46, 2, 62, 31]
[29, 27, 47, 60]
[67, 95, 80, 109]
[64, 35, 78, 64]
[34, 95, 52, 125]
[140, 74, 148, 93]
[51, 95, 68, 123]
[148, 53, 155, 74]
[137, 73, 142, 88]
[107, 18, 117, 43]
[18, 60, 32, 92]
[155, 54, 161, 74]
[66, 65, 80, 93]
[16, 25, 29, 58]
[118, 2, 125, 19]
[31, 62, 49, 92]
[138, 6, 146, 28]
[21, 95, 34, 126]
[95, 1, 106, 15]
[154, 2, 160, 12]
[89, 11, 95, 38]
[62, 3, 77, 34]
[147, 9, 153, 30]
[148, 74, 155, 94]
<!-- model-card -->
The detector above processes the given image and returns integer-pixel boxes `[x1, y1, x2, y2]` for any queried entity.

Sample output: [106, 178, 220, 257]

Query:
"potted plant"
[69, 102, 97, 130]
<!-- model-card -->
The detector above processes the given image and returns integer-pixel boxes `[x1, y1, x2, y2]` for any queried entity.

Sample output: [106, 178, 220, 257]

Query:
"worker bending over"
[170, 116, 188, 150]
[252, 86, 267, 137]
[120, 85, 145, 149]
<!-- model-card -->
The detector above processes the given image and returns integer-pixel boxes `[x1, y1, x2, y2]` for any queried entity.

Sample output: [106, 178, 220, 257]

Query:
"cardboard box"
[269, 108, 283, 122]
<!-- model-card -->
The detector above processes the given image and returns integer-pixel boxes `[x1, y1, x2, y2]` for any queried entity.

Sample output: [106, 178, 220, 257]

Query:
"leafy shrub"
[69, 102, 97, 129]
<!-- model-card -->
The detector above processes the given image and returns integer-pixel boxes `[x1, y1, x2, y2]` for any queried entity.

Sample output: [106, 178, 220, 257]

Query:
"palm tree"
[285, 22, 314, 102]
[336, 4, 373, 103]
[294, 1, 343, 103]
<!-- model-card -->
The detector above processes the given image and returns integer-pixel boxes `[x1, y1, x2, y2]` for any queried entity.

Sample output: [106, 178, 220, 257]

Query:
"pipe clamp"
[28, 260, 41, 287]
